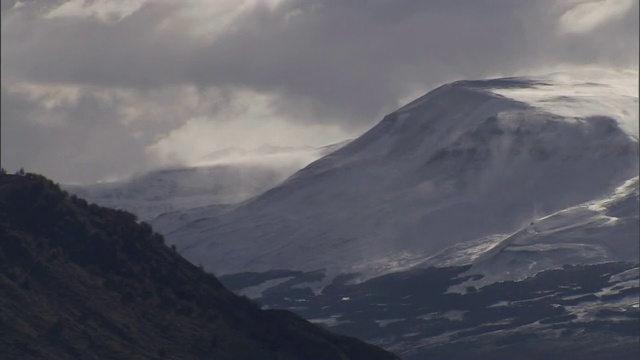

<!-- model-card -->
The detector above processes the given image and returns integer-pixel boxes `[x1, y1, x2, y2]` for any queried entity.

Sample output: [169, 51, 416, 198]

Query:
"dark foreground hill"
[0, 171, 398, 360]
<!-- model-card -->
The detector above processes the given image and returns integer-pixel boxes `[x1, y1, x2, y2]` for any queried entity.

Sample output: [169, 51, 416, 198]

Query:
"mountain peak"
[164, 72, 639, 279]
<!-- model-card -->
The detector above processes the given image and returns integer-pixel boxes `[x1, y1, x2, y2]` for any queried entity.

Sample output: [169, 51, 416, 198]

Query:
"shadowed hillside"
[0, 171, 398, 360]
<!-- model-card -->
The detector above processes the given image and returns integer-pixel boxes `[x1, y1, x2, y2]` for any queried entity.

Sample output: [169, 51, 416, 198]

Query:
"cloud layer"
[1, 0, 638, 183]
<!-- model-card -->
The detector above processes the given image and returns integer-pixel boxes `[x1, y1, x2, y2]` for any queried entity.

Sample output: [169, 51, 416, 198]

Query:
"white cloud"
[147, 89, 348, 166]
[558, 0, 634, 34]
[44, 0, 146, 23]
[160, 0, 287, 38]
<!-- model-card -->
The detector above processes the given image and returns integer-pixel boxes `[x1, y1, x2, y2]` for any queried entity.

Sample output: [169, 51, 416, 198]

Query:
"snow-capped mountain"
[154, 70, 637, 359]
[166, 70, 638, 280]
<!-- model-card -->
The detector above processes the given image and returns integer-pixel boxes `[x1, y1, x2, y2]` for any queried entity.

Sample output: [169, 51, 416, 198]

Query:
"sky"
[1, 0, 638, 184]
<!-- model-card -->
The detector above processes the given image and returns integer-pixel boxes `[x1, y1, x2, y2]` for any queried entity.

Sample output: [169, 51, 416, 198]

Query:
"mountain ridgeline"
[0, 171, 398, 360]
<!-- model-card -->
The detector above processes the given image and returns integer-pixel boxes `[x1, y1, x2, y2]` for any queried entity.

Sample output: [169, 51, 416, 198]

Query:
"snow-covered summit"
[489, 69, 638, 138]
[166, 70, 639, 278]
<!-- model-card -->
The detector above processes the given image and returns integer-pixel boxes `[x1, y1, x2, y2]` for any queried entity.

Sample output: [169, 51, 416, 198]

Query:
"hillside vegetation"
[0, 171, 398, 360]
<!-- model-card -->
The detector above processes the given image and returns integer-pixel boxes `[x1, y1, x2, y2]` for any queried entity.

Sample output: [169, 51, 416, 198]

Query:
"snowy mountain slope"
[431, 176, 639, 289]
[167, 70, 638, 278]
[64, 143, 348, 221]
[217, 177, 639, 359]
[64, 163, 294, 220]
[149, 203, 234, 235]
[145, 141, 354, 231]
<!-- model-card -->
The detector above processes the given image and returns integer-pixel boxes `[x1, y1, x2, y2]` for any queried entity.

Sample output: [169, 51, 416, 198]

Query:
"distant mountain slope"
[166, 71, 638, 278]
[64, 163, 299, 221]
[65, 142, 349, 222]
[0, 172, 398, 360]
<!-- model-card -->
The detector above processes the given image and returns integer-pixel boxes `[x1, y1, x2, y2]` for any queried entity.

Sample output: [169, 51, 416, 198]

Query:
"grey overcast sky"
[1, 0, 638, 183]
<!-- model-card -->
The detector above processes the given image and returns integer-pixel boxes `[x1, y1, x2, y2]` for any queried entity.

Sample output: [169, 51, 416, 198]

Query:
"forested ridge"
[0, 171, 398, 360]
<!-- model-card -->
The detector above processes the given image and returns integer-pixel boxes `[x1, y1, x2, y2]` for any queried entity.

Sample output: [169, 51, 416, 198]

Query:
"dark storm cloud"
[1, 1, 186, 87]
[188, 0, 550, 123]
[1, 0, 637, 182]
[4, 0, 638, 124]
